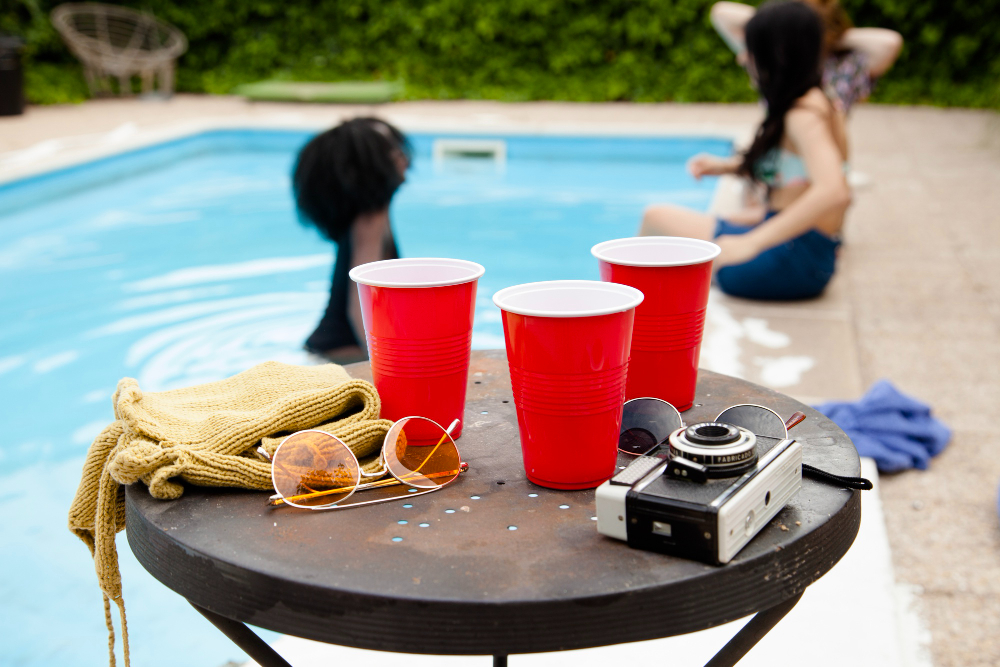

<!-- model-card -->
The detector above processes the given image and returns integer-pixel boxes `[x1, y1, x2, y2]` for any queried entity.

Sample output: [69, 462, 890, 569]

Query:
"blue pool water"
[0, 129, 728, 667]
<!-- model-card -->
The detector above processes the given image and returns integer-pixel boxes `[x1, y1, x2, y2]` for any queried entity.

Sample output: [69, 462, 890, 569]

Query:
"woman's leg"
[639, 205, 717, 241]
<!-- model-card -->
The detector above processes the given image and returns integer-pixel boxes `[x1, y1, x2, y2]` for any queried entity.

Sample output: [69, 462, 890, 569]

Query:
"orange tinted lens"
[271, 430, 361, 508]
[384, 417, 461, 489]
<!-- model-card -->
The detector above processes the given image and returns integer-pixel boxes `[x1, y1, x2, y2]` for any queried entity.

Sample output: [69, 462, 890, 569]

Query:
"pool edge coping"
[0, 113, 754, 189]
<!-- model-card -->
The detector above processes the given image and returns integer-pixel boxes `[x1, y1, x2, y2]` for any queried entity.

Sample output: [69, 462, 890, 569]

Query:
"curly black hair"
[292, 117, 411, 243]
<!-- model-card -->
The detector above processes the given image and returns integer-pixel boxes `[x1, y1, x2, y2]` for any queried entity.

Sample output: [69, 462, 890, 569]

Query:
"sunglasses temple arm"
[784, 411, 807, 431]
[410, 429, 453, 474]
[445, 419, 460, 435]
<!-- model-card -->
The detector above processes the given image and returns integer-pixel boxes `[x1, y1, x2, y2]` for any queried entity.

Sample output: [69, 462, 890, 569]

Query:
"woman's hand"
[713, 233, 762, 269]
[687, 154, 738, 180]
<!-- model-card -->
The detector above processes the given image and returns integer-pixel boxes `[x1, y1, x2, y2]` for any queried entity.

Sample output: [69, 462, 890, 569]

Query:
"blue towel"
[814, 380, 951, 473]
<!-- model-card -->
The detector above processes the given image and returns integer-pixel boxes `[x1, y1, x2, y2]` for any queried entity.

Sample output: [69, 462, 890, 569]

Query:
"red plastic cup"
[350, 258, 485, 442]
[592, 237, 720, 411]
[492, 280, 644, 489]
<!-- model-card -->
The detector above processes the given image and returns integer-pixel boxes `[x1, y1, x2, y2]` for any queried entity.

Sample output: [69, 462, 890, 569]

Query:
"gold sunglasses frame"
[267, 416, 466, 511]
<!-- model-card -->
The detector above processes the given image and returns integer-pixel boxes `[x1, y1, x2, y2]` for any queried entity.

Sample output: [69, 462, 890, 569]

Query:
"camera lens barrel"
[684, 423, 741, 445]
[668, 422, 758, 478]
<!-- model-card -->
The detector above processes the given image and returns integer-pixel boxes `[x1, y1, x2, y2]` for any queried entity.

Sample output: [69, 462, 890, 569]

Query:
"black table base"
[193, 593, 803, 667]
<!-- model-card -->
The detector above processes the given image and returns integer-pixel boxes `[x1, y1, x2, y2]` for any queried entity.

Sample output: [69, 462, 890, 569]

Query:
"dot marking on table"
[403, 504, 413, 508]
[445, 509, 456, 514]
[419, 523, 430, 528]
[480, 411, 489, 415]
[591, 516, 598, 521]
[398, 520, 408, 525]
[470, 495, 480, 500]
[392, 537, 403, 542]
[559, 504, 570, 509]
[502, 400, 509, 403]
[507, 525, 518, 531]
[407, 488, 419, 493]
[496, 480, 505, 485]
[528, 493, 538, 498]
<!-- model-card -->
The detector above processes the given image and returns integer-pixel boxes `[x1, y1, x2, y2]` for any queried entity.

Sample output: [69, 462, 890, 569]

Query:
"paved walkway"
[3, 96, 997, 665]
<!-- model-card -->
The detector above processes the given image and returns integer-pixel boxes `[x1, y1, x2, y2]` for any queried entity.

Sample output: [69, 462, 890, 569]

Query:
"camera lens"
[685, 423, 741, 446]
[669, 422, 758, 479]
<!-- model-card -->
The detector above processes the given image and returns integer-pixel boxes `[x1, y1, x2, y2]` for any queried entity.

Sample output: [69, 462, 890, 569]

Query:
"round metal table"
[126, 350, 861, 667]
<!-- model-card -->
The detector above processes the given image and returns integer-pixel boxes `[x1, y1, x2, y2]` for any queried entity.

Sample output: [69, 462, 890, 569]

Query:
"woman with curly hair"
[293, 118, 411, 361]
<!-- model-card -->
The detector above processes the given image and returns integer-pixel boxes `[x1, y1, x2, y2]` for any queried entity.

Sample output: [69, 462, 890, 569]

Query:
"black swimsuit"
[305, 228, 399, 353]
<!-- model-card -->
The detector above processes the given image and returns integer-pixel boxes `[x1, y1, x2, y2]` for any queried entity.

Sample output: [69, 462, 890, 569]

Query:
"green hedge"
[3, 0, 999, 107]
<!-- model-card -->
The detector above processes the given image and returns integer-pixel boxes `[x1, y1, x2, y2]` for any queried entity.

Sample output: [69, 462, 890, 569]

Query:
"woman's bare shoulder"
[784, 90, 849, 161]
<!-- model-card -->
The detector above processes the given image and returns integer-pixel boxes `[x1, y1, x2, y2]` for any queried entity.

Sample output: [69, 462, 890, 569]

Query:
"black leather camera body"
[596, 419, 802, 565]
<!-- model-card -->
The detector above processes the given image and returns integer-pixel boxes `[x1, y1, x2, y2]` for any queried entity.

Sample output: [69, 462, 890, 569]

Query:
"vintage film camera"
[596, 401, 802, 565]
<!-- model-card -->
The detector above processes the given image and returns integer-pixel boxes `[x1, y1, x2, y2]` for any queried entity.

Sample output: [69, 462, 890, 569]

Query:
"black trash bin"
[0, 35, 25, 116]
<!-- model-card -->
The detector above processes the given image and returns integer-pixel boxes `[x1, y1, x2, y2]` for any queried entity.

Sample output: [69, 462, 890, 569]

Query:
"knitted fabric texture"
[67, 361, 392, 667]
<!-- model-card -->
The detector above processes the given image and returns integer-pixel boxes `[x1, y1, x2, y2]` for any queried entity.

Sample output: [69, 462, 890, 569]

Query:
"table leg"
[493, 655, 508, 667]
[703, 592, 803, 667]
[190, 602, 294, 667]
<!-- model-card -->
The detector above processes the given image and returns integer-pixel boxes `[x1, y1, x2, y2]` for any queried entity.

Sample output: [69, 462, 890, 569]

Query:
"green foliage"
[2, 0, 999, 107]
[842, 0, 1000, 107]
[22, 61, 88, 103]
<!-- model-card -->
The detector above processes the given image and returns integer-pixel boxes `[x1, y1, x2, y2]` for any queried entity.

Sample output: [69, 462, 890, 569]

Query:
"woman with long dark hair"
[293, 118, 411, 360]
[639, 0, 851, 300]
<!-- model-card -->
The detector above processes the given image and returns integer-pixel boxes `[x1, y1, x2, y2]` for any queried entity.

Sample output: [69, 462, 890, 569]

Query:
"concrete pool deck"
[2, 96, 998, 666]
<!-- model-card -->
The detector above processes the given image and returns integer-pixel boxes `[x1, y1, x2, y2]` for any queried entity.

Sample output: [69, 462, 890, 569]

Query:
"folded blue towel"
[814, 380, 951, 473]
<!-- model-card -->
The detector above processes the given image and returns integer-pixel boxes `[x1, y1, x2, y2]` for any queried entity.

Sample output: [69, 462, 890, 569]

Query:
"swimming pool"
[0, 129, 729, 667]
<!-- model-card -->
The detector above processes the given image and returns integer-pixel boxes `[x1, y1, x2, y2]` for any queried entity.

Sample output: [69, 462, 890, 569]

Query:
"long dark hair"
[293, 118, 411, 243]
[737, 1, 824, 182]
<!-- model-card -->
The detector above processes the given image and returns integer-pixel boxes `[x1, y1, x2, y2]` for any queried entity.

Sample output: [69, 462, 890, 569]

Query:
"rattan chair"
[51, 3, 187, 97]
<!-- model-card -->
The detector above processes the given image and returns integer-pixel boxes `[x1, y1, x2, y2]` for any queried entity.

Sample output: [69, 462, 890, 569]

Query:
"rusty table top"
[126, 349, 861, 656]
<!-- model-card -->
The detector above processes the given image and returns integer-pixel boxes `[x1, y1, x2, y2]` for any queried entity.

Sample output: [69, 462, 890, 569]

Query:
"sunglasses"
[618, 397, 807, 456]
[266, 416, 467, 510]
[617, 397, 872, 490]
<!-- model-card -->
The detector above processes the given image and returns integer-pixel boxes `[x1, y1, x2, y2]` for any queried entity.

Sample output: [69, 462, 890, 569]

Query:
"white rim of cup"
[492, 280, 644, 318]
[349, 257, 486, 288]
[591, 237, 721, 267]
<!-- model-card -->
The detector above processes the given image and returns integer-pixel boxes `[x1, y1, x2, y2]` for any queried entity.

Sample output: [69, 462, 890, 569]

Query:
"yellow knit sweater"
[68, 361, 391, 667]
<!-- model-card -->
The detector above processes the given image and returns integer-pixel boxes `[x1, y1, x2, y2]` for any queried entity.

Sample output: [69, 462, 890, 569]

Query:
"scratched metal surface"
[126, 350, 861, 655]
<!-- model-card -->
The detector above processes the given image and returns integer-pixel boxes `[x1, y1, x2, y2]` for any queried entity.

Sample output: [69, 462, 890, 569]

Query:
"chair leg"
[159, 62, 175, 96]
[83, 67, 99, 97]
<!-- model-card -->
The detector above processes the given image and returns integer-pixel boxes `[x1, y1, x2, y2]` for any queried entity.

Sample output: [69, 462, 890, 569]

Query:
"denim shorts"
[714, 213, 840, 301]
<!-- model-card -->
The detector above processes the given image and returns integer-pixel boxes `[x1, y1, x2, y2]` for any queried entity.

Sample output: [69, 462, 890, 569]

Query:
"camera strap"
[802, 463, 873, 490]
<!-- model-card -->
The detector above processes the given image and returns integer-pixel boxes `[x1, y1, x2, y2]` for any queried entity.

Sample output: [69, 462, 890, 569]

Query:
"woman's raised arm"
[710, 2, 756, 63]
[837, 27, 904, 78]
